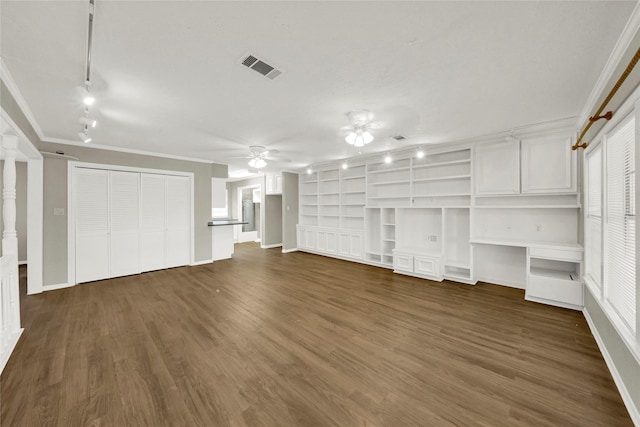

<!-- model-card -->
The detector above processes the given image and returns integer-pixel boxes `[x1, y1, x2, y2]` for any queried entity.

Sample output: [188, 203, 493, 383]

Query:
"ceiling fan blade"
[265, 156, 291, 162]
[263, 149, 279, 156]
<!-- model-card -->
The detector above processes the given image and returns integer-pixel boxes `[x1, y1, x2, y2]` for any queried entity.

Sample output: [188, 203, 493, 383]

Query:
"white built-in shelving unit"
[298, 131, 582, 310]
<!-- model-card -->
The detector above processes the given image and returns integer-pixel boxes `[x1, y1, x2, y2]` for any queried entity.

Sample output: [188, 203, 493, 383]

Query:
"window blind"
[605, 115, 636, 333]
[586, 145, 602, 287]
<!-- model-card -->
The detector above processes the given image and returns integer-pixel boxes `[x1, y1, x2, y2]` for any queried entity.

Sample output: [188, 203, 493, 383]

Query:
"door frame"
[236, 184, 261, 243]
[67, 161, 194, 286]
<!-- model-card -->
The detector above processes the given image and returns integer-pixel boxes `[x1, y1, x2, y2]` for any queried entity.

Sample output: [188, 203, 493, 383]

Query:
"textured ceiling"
[0, 1, 635, 171]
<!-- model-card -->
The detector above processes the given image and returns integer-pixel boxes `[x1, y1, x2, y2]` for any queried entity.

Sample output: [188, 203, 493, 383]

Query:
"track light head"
[80, 117, 97, 128]
[78, 132, 92, 143]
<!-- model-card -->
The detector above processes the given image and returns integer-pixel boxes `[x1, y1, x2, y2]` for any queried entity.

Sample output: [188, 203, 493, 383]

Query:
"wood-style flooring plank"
[1, 244, 633, 426]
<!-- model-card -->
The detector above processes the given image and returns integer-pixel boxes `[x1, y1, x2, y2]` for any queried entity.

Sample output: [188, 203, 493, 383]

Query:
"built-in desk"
[208, 219, 247, 261]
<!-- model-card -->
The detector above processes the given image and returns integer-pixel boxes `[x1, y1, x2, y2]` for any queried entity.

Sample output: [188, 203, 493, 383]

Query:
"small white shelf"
[383, 238, 395, 242]
[368, 166, 411, 174]
[341, 175, 366, 180]
[368, 180, 409, 186]
[412, 159, 471, 169]
[319, 192, 340, 195]
[382, 223, 395, 226]
[472, 205, 581, 209]
[342, 202, 366, 206]
[412, 193, 471, 197]
[412, 175, 471, 183]
[341, 215, 364, 218]
[530, 267, 579, 281]
[320, 214, 340, 217]
[444, 260, 470, 269]
[368, 196, 411, 200]
[319, 178, 340, 182]
[342, 191, 366, 194]
[470, 237, 583, 251]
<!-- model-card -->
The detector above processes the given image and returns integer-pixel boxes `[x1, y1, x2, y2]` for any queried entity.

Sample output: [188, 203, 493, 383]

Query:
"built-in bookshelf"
[340, 164, 366, 230]
[411, 149, 471, 207]
[367, 159, 411, 207]
[299, 171, 318, 226]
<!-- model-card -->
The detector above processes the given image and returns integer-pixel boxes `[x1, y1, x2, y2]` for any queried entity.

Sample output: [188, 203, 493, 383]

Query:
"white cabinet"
[297, 225, 316, 250]
[474, 141, 520, 195]
[525, 245, 583, 310]
[316, 228, 337, 253]
[338, 230, 364, 259]
[521, 137, 576, 193]
[266, 174, 282, 195]
[393, 250, 442, 281]
[474, 137, 577, 196]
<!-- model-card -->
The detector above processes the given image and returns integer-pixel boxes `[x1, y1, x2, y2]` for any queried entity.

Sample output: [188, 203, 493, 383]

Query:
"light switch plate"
[53, 208, 65, 216]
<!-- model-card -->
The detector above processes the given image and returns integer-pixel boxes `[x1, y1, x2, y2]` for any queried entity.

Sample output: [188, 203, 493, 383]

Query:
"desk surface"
[208, 219, 248, 226]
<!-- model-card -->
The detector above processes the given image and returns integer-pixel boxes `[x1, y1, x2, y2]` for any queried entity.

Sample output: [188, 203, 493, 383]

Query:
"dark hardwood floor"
[2, 243, 632, 426]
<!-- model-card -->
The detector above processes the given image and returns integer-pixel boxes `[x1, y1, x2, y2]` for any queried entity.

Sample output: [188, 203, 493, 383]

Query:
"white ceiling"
[0, 1, 636, 172]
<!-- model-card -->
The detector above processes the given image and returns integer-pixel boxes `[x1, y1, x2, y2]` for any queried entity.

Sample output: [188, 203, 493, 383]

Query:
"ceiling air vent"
[392, 135, 407, 141]
[240, 53, 282, 80]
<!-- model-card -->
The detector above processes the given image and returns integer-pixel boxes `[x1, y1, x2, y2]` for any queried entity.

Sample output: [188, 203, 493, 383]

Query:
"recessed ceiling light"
[307, 168, 312, 175]
[342, 162, 348, 170]
[416, 149, 425, 159]
[384, 155, 392, 164]
[83, 96, 95, 106]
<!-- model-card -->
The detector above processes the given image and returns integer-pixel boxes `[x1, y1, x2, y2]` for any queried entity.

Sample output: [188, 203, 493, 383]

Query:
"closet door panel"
[75, 168, 110, 283]
[109, 171, 140, 277]
[166, 175, 190, 268]
[140, 174, 167, 272]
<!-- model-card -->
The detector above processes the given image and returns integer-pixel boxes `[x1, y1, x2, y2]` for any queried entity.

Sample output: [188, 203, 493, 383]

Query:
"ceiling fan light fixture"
[248, 157, 267, 169]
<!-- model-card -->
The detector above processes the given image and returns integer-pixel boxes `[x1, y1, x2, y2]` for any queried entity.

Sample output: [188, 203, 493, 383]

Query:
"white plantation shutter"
[139, 173, 167, 272]
[605, 115, 636, 333]
[585, 146, 602, 288]
[109, 171, 140, 277]
[165, 175, 190, 268]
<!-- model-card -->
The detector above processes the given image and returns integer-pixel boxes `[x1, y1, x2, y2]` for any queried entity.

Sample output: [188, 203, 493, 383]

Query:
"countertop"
[208, 219, 248, 226]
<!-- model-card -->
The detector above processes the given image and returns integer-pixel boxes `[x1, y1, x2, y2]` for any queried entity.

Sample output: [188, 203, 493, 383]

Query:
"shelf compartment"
[368, 184, 411, 199]
[444, 265, 471, 280]
[319, 169, 340, 181]
[319, 179, 340, 194]
[412, 158, 471, 169]
[341, 216, 364, 230]
[368, 158, 411, 173]
[319, 193, 340, 205]
[412, 149, 470, 167]
[341, 177, 366, 193]
[318, 216, 340, 228]
[412, 174, 471, 183]
[368, 169, 411, 184]
[341, 165, 366, 179]
[412, 163, 471, 180]
[342, 192, 366, 205]
[412, 179, 470, 197]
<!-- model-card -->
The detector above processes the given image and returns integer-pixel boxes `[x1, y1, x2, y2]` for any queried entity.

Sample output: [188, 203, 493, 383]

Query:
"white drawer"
[394, 253, 414, 272]
[415, 256, 440, 277]
[529, 247, 582, 262]
[527, 274, 583, 306]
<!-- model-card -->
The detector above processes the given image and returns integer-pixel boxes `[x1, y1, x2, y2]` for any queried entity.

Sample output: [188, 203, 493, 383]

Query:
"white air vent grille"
[392, 135, 407, 141]
[240, 53, 282, 80]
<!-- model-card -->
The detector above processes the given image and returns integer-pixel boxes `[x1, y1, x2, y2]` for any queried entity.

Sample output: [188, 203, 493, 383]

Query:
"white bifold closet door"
[109, 171, 140, 277]
[140, 173, 168, 272]
[165, 175, 190, 268]
[76, 168, 110, 283]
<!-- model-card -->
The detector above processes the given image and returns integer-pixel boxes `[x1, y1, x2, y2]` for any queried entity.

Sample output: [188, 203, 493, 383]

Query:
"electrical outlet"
[53, 208, 65, 216]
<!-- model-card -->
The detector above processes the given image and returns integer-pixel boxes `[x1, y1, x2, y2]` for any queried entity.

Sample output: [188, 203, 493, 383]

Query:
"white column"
[1, 135, 20, 331]
[2, 135, 18, 256]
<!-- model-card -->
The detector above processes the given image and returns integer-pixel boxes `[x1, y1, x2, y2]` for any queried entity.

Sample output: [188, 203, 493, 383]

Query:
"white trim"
[43, 137, 214, 164]
[190, 259, 213, 266]
[583, 307, 640, 426]
[26, 157, 43, 294]
[18, 261, 26, 266]
[261, 243, 283, 249]
[0, 329, 23, 375]
[577, 2, 640, 129]
[281, 248, 298, 253]
[67, 161, 195, 286]
[0, 59, 44, 140]
[0, 110, 42, 160]
[42, 282, 73, 291]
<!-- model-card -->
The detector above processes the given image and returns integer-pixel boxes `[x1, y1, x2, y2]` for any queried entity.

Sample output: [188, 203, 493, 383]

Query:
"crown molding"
[41, 137, 215, 164]
[1, 108, 42, 160]
[576, 1, 640, 128]
[0, 58, 45, 140]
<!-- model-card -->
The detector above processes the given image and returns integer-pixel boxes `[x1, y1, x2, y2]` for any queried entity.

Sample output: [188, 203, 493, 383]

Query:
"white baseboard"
[261, 243, 283, 249]
[43, 282, 73, 292]
[583, 307, 640, 425]
[281, 248, 298, 253]
[18, 260, 27, 266]
[190, 259, 213, 266]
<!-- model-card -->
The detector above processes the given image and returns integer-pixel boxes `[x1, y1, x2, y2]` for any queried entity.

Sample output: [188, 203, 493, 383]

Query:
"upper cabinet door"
[474, 141, 520, 195]
[521, 137, 576, 194]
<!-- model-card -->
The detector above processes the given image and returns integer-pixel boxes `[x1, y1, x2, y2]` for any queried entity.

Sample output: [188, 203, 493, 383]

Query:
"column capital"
[1, 134, 18, 151]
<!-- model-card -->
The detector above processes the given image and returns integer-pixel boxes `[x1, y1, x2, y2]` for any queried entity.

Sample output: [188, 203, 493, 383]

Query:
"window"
[604, 115, 636, 334]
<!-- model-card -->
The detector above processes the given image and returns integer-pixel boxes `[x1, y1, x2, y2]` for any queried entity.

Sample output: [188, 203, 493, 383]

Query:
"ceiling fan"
[231, 145, 286, 169]
[341, 110, 382, 147]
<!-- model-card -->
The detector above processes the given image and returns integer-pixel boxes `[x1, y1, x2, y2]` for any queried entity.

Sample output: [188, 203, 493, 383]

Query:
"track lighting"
[78, 132, 92, 143]
[80, 117, 97, 128]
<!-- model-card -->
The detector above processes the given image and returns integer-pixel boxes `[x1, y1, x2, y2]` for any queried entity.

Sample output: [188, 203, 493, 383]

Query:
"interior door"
[140, 173, 166, 272]
[165, 175, 191, 268]
[76, 168, 110, 283]
[109, 170, 140, 277]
